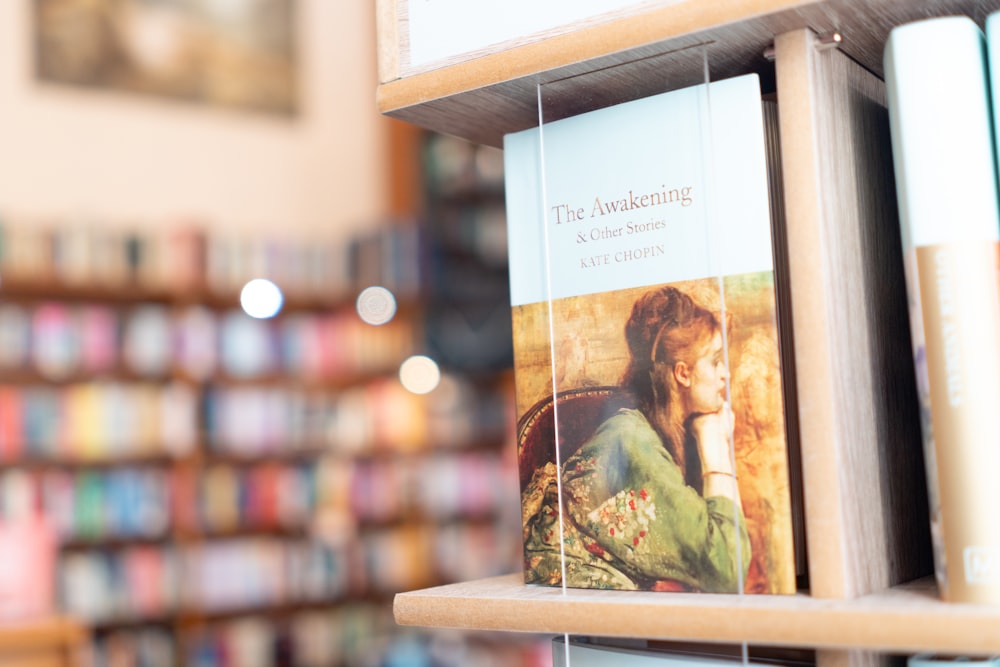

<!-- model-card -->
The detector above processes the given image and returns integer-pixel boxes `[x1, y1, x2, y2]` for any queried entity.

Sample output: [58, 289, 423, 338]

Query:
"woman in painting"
[521, 285, 751, 593]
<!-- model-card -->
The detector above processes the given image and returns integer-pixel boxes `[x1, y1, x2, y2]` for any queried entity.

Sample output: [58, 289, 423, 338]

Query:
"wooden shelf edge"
[0, 615, 88, 651]
[393, 574, 1000, 654]
[375, 0, 1000, 147]
[378, 0, 808, 99]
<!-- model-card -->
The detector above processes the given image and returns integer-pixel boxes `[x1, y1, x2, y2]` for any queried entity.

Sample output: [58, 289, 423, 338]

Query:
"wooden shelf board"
[377, 0, 1000, 147]
[0, 616, 87, 651]
[394, 573, 1000, 654]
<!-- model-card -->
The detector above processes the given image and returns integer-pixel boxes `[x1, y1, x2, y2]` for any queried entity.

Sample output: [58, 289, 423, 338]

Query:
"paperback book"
[504, 73, 797, 594]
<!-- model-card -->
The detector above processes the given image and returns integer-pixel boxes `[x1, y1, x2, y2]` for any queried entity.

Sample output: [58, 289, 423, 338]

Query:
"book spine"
[885, 15, 1000, 604]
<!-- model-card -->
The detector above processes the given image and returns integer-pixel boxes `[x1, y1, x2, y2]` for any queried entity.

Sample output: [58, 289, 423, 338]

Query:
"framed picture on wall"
[33, 0, 299, 116]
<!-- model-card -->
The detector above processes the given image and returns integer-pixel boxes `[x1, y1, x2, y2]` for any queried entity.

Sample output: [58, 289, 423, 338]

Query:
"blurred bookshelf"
[0, 130, 547, 667]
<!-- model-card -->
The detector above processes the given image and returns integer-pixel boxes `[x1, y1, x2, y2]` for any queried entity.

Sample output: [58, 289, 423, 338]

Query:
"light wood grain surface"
[395, 574, 1000, 654]
[376, 0, 1000, 146]
[0, 617, 87, 667]
[774, 28, 930, 600]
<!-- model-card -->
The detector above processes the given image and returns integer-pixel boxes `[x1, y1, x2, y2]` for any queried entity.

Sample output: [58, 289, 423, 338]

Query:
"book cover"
[885, 15, 1000, 604]
[504, 73, 797, 594]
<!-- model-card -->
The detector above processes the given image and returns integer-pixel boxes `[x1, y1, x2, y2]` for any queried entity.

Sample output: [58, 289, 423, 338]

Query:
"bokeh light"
[356, 285, 397, 325]
[398, 355, 440, 394]
[240, 278, 284, 319]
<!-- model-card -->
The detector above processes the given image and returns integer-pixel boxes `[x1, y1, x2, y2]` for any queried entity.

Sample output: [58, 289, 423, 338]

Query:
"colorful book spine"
[0, 387, 23, 461]
[885, 15, 1000, 604]
[0, 515, 57, 620]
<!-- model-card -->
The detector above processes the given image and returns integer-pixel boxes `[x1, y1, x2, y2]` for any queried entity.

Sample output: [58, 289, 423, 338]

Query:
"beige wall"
[0, 1, 393, 243]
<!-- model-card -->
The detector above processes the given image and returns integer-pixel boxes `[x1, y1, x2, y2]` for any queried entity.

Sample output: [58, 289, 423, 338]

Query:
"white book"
[885, 15, 1000, 604]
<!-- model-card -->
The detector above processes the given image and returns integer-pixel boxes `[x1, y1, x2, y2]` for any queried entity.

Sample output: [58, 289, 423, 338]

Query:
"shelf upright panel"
[773, 27, 934, 667]
[773, 27, 930, 598]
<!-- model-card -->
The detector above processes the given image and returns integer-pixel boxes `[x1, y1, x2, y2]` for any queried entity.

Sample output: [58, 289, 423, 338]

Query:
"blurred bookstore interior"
[0, 2, 549, 666]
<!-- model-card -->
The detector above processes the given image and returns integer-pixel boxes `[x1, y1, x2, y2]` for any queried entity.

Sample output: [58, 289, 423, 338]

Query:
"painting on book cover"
[515, 273, 796, 594]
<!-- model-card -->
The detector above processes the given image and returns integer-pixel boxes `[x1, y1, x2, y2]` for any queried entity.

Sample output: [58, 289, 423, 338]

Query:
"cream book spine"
[885, 15, 1000, 604]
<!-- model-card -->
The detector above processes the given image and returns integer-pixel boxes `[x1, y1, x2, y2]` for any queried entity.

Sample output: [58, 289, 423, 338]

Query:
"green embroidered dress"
[522, 408, 751, 592]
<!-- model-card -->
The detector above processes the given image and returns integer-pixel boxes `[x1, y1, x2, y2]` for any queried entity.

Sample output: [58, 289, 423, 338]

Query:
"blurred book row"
[315, 451, 512, 524]
[0, 382, 196, 461]
[181, 606, 396, 667]
[0, 216, 429, 300]
[90, 606, 544, 667]
[422, 132, 505, 198]
[0, 376, 509, 462]
[60, 539, 350, 622]
[0, 301, 416, 382]
[0, 450, 512, 542]
[57, 523, 517, 625]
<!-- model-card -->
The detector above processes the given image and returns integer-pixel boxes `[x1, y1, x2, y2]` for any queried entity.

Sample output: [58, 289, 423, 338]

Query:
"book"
[0, 516, 56, 620]
[552, 637, 814, 667]
[503, 73, 797, 594]
[884, 15, 1000, 605]
[909, 656, 1000, 667]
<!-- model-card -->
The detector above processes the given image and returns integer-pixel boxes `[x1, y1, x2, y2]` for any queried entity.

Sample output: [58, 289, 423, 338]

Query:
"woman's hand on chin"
[691, 402, 736, 477]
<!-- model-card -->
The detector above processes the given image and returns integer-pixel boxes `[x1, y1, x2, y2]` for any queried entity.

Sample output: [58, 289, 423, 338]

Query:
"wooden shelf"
[379, 2, 1000, 664]
[0, 616, 88, 667]
[2, 453, 177, 470]
[0, 274, 352, 312]
[394, 574, 1000, 655]
[60, 534, 171, 551]
[376, 0, 1000, 147]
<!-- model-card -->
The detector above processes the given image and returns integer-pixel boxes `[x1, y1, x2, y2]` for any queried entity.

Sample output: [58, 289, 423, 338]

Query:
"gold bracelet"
[702, 470, 737, 479]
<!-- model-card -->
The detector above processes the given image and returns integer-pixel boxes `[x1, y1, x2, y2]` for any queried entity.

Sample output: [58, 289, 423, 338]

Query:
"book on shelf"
[884, 14, 1000, 605]
[503, 73, 798, 594]
[0, 514, 57, 620]
[908, 656, 1000, 667]
[553, 637, 815, 667]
